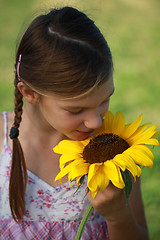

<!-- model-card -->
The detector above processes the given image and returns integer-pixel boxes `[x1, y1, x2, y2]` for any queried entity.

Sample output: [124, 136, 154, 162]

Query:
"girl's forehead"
[55, 78, 114, 107]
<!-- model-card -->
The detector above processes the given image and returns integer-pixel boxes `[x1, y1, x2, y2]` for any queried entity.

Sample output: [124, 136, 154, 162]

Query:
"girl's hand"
[86, 183, 128, 222]
[87, 179, 149, 240]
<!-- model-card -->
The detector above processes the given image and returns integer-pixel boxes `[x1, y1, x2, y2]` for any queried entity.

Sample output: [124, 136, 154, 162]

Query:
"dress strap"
[2, 112, 8, 147]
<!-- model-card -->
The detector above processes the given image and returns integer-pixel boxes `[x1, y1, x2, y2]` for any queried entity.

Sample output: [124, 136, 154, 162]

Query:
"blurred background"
[0, 0, 159, 239]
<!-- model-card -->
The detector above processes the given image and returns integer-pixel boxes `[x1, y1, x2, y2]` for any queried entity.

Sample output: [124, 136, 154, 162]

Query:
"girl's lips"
[76, 130, 93, 135]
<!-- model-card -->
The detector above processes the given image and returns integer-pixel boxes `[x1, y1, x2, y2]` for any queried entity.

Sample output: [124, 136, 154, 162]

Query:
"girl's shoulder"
[0, 113, 4, 152]
[0, 111, 14, 153]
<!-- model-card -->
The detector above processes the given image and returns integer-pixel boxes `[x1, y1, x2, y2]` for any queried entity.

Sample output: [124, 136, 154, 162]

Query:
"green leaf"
[74, 175, 86, 194]
[79, 175, 86, 185]
[82, 187, 90, 201]
[121, 169, 132, 203]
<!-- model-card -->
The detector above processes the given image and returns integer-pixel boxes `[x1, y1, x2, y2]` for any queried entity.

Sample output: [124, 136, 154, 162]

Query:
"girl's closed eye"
[100, 98, 110, 107]
[68, 109, 84, 115]
[67, 98, 110, 115]
[102, 98, 110, 104]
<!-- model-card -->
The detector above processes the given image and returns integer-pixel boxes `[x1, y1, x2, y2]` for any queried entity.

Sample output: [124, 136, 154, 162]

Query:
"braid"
[9, 86, 27, 222]
[13, 87, 23, 128]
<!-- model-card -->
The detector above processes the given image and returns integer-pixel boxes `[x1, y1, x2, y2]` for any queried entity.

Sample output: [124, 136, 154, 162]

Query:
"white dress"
[0, 112, 109, 240]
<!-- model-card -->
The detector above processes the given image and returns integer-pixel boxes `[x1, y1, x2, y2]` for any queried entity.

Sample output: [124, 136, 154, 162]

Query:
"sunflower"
[54, 111, 159, 198]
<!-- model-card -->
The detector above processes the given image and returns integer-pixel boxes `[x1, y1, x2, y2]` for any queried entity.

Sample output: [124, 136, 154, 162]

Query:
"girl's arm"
[87, 178, 149, 240]
[0, 114, 4, 153]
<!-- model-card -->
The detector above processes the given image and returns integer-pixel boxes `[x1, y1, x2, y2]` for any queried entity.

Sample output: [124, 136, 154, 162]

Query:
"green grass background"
[0, 0, 159, 239]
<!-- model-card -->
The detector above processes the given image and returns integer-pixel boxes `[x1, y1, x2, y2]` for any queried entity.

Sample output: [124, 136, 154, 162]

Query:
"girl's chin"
[68, 130, 93, 141]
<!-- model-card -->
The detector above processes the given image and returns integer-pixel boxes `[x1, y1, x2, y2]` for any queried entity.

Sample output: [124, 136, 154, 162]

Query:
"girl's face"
[38, 77, 114, 140]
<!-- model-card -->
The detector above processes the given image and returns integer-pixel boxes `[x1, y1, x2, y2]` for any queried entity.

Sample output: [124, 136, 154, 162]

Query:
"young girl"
[0, 6, 149, 240]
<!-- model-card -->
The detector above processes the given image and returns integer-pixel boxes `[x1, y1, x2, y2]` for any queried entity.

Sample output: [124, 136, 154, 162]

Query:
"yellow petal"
[140, 138, 159, 146]
[111, 167, 125, 189]
[112, 112, 125, 135]
[103, 161, 120, 183]
[67, 173, 76, 188]
[88, 165, 109, 192]
[128, 123, 151, 138]
[87, 176, 98, 193]
[128, 125, 158, 145]
[113, 153, 139, 178]
[91, 191, 97, 198]
[59, 153, 81, 169]
[55, 158, 84, 182]
[130, 145, 154, 160]
[88, 166, 110, 193]
[136, 165, 142, 177]
[103, 161, 125, 188]
[122, 114, 143, 140]
[125, 146, 153, 168]
[152, 131, 159, 138]
[53, 140, 85, 154]
[87, 164, 102, 192]
[68, 163, 89, 180]
[96, 166, 110, 191]
[104, 111, 114, 133]
[87, 163, 102, 182]
[128, 137, 159, 146]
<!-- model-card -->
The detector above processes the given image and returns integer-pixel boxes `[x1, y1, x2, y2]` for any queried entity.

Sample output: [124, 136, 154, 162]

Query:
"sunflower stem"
[75, 203, 93, 240]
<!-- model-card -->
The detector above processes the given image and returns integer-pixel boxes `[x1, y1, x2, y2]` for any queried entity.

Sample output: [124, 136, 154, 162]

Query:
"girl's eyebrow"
[63, 88, 115, 110]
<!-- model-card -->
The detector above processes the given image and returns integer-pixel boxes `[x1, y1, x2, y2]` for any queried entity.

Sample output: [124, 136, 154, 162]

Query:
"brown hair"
[10, 6, 113, 221]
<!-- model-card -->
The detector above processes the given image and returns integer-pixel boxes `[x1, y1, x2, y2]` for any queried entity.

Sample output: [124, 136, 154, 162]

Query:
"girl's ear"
[17, 82, 40, 104]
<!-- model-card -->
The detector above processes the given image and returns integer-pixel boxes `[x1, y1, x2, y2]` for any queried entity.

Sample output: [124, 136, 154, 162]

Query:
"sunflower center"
[83, 133, 130, 164]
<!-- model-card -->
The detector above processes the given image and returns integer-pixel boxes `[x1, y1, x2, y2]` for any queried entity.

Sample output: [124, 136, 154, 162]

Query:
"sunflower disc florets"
[83, 133, 130, 164]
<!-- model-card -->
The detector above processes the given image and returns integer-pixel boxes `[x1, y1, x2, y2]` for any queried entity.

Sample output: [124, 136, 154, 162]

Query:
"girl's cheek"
[101, 101, 110, 116]
[64, 115, 82, 127]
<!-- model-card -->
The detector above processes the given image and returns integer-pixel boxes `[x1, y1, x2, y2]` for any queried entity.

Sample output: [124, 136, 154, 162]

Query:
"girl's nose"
[84, 113, 103, 130]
